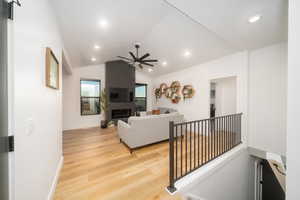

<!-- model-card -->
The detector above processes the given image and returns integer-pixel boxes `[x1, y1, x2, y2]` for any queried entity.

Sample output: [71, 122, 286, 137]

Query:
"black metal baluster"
[207, 119, 209, 162]
[233, 115, 235, 146]
[229, 116, 231, 150]
[211, 119, 213, 160]
[224, 116, 226, 152]
[225, 116, 227, 151]
[194, 122, 196, 169]
[231, 115, 234, 148]
[219, 117, 221, 154]
[226, 116, 229, 151]
[175, 125, 178, 180]
[220, 117, 222, 154]
[181, 124, 183, 177]
[231, 115, 233, 148]
[168, 121, 175, 192]
[213, 118, 215, 158]
[201, 120, 203, 165]
[198, 121, 200, 166]
[211, 119, 214, 160]
[190, 123, 192, 171]
[238, 115, 240, 144]
[219, 117, 221, 156]
[234, 115, 237, 146]
[209, 119, 211, 161]
[212, 119, 214, 159]
[230, 115, 232, 149]
[232, 115, 235, 146]
[204, 120, 207, 163]
[209, 119, 210, 160]
[185, 123, 187, 175]
[222, 116, 224, 153]
[229, 116, 233, 149]
[239, 114, 242, 144]
[217, 117, 219, 156]
[237, 115, 239, 144]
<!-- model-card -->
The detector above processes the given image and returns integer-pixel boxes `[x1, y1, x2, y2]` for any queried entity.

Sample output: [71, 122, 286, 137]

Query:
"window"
[80, 80, 101, 115]
[135, 83, 147, 112]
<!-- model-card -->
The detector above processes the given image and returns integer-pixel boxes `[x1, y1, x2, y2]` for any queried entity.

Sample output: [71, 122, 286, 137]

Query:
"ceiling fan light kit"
[118, 43, 158, 70]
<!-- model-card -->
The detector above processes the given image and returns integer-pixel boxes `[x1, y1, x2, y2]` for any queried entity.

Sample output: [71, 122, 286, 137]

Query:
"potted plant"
[100, 89, 108, 128]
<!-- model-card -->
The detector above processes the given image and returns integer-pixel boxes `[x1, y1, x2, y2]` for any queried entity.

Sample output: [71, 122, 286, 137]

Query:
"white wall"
[63, 65, 105, 131]
[153, 43, 287, 155]
[13, 0, 63, 199]
[213, 77, 237, 116]
[248, 43, 287, 156]
[184, 149, 255, 200]
[62, 66, 153, 131]
[153, 52, 249, 142]
[287, 0, 300, 199]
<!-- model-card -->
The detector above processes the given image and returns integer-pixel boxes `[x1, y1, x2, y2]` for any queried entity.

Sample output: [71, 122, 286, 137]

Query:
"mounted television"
[110, 88, 131, 102]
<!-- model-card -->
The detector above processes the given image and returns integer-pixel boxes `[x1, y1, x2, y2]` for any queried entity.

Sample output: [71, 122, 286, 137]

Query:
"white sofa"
[118, 112, 184, 152]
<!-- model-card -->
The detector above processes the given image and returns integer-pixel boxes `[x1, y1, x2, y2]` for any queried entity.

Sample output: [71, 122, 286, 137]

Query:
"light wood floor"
[54, 127, 183, 200]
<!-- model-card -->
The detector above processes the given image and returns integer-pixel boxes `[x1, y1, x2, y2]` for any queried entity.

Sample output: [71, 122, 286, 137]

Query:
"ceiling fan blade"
[139, 53, 150, 60]
[129, 52, 136, 60]
[140, 62, 154, 67]
[142, 59, 158, 63]
[117, 56, 134, 62]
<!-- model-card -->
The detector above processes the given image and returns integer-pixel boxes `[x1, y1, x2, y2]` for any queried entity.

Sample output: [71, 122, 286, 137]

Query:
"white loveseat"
[118, 112, 184, 152]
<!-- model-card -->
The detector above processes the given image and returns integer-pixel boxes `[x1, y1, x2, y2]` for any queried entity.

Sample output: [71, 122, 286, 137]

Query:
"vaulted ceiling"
[51, 0, 288, 75]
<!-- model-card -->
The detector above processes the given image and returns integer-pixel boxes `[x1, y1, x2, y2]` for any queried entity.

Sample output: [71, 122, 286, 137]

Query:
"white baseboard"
[47, 156, 64, 200]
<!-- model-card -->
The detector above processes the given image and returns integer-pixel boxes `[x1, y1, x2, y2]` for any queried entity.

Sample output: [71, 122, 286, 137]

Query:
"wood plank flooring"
[54, 127, 183, 200]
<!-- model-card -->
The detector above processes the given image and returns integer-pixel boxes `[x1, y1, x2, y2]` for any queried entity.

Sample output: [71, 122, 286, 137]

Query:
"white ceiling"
[51, 0, 288, 76]
[165, 0, 288, 50]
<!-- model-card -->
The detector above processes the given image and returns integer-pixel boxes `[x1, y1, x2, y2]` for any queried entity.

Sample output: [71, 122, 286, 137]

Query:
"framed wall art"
[46, 47, 59, 89]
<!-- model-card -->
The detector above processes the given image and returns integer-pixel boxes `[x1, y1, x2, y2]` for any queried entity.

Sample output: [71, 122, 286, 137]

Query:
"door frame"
[1, 0, 15, 199]
[0, 0, 10, 199]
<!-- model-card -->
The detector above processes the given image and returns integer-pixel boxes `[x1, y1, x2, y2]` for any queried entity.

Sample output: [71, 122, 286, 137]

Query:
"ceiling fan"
[118, 43, 158, 69]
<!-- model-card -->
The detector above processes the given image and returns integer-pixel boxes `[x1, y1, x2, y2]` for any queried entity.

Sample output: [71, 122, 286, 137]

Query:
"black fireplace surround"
[105, 60, 136, 122]
[112, 109, 132, 120]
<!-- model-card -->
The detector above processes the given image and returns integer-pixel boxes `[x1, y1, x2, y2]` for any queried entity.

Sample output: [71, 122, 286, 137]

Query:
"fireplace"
[111, 109, 132, 120]
[105, 60, 136, 122]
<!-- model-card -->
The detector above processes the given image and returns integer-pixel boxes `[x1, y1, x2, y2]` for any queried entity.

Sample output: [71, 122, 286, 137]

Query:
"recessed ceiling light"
[184, 50, 191, 58]
[94, 45, 101, 50]
[99, 19, 109, 28]
[248, 15, 262, 23]
[162, 61, 168, 67]
[91, 57, 96, 62]
[148, 68, 153, 72]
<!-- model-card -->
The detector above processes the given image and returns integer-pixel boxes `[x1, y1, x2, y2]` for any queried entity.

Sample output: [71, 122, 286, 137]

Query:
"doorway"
[210, 77, 237, 117]
[0, 0, 9, 199]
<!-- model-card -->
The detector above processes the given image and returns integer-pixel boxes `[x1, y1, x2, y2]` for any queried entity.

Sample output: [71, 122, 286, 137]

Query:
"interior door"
[0, 0, 9, 199]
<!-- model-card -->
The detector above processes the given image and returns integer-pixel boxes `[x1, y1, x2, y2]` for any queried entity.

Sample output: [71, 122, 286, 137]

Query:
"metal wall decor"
[155, 88, 162, 100]
[155, 81, 195, 104]
[160, 83, 168, 94]
[165, 87, 172, 99]
[171, 93, 181, 104]
[170, 81, 181, 93]
[182, 85, 195, 100]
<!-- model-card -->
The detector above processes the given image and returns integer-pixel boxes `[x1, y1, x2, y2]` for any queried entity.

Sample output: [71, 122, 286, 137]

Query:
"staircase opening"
[167, 113, 243, 192]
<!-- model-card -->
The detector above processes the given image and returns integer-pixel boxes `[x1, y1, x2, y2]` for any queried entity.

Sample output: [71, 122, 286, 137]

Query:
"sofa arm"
[117, 120, 131, 139]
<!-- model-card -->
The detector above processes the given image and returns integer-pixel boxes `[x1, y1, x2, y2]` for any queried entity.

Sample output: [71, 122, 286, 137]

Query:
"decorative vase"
[101, 120, 108, 129]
